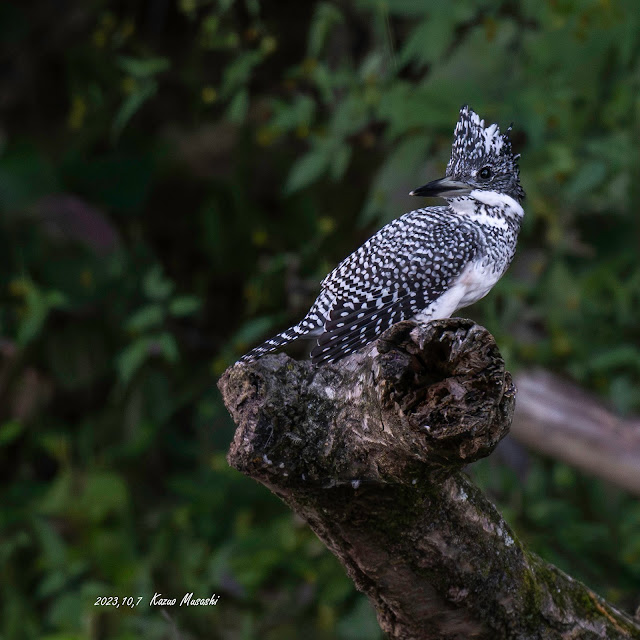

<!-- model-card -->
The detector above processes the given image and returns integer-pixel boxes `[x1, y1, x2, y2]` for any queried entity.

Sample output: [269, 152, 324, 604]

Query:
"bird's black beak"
[410, 177, 472, 198]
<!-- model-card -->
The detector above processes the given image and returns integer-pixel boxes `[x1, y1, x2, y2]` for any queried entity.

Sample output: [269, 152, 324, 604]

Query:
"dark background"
[2, 1, 639, 638]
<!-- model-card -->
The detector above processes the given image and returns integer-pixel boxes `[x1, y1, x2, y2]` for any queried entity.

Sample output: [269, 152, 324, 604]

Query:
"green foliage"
[2, 0, 640, 637]
[112, 56, 171, 140]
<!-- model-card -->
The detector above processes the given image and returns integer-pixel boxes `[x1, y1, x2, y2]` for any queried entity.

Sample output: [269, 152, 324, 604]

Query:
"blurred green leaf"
[80, 471, 129, 522]
[329, 145, 352, 182]
[587, 346, 640, 373]
[566, 160, 607, 199]
[116, 55, 170, 78]
[233, 316, 283, 349]
[15, 280, 67, 346]
[143, 265, 175, 301]
[270, 95, 316, 132]
[116, 337, 152, 384]
[227, 89, 249, 123]
[399, 13, 457, 68]
[126, 303, 164, 332]
[308, 3, 343, 58]
[32, 516, 68, 567]
[156, 332, 179, 363]
[285, 144, 331, 194]
[0, 420, 24, 446]
[221, 51, 262, 97]
[112, 79, 157, 140]
[169, 296, 202, 316]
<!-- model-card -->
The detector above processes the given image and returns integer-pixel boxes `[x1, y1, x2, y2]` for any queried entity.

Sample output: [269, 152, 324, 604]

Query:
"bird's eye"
[479, 166, 492, 180]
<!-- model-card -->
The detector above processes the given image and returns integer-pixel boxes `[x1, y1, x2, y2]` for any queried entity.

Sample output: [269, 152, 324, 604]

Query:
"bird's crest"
[447, 105, 524, 201]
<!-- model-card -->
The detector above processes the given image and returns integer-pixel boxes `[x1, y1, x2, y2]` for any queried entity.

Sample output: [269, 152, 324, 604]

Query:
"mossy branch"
[219, 319, 640, 640]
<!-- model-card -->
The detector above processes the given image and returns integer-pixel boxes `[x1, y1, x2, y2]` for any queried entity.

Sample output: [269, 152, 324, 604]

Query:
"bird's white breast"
[412, 260, 500, 325]
[455, 259, 501, 308]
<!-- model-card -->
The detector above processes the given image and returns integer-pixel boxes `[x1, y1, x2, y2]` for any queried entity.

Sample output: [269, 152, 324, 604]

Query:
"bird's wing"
[310, 215, 479, 365]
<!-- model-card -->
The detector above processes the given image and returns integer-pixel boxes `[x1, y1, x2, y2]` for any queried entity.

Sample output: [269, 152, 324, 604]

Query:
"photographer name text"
[94, 593, 221, 609]
[151, 592, 221, 607]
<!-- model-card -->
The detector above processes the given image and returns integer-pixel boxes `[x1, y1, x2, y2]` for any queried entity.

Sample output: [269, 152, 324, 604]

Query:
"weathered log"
[219, 319, 640, 640]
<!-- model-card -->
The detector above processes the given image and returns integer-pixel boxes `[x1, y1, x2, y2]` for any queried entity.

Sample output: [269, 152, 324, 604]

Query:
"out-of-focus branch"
[513, 369, 640, 495]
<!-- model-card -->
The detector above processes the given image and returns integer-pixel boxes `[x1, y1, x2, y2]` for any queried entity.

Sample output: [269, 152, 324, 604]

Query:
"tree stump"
[219, 318, 640, 640]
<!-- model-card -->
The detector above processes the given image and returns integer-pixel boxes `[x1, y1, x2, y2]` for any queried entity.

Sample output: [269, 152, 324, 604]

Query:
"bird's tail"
[237, 318, 320, 364]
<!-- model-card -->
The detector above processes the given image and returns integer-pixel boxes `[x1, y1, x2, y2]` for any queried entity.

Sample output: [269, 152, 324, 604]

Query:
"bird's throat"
[447, 190, 524, 226]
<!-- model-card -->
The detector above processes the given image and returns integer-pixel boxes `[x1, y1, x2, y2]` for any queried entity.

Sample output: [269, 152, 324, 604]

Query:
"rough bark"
[219, 318, 640, 640]
[512, 369, 640, 496]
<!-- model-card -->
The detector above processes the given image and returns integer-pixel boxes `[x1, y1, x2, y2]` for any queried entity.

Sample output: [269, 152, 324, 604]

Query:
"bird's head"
[410, 105, 525, 204]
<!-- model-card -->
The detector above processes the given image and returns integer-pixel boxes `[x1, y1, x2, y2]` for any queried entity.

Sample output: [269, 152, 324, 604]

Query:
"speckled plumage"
[239, 105, 525, 366]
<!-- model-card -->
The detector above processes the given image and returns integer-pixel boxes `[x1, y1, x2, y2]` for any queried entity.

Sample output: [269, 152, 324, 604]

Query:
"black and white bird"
[239, 105, 525, 366]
